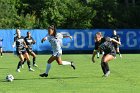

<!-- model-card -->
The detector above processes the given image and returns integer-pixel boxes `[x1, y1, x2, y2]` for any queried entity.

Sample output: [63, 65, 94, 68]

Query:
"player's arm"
[23, 41, 28, 48]
[92, 42, 100, 63]
[118, 36, 121, 42]
[12, 37, 16, 48]
[63, 35, 72, 40]
[32, 37, 36, 44]
[92, 50, 97, 63]
[12, 42, 16, 48]
[41, 37, 47, 43]
[92, 49, 100, 63]
[110, 38, 121, 45]
[63, 35, 72, 39]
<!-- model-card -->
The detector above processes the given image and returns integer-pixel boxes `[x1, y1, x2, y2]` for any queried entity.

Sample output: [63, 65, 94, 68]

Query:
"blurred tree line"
[0, 0, 140, 29]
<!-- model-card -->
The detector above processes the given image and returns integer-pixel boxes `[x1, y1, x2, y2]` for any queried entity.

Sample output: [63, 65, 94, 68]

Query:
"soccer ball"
[6, 74, 14, 82]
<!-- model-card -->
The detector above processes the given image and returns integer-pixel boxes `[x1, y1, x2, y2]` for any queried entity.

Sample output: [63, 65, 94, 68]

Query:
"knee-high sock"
[17, 61, 22, 69]
[117, 52, 121, 55]
[61, 61, 71, 65]
[97, 52, 100, 58]
[45, 63, 51, 74]
[103, 62, 110, 72]
[33, 57, 36, 65]
[101, 62, 106, 74]
[27, 61, 31, 69]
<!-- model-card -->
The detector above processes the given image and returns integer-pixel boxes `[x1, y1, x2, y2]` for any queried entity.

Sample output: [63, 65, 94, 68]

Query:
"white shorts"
[52, 50, 62, 57]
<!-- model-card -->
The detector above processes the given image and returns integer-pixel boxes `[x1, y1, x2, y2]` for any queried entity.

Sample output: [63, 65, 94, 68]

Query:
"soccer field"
[0, 54, 140, 93]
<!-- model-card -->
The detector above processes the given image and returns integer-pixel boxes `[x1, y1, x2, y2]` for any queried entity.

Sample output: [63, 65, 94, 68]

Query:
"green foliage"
[14, 14, 36, 29]
[0, 0, 17, 28]
[0, 0, 140, 28]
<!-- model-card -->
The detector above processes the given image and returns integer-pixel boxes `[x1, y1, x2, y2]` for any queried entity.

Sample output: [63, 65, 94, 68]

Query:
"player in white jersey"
[40, 25, 75, 77]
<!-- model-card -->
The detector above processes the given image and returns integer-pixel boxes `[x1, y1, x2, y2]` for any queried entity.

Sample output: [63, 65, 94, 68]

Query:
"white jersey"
[45, 33, 63, 52]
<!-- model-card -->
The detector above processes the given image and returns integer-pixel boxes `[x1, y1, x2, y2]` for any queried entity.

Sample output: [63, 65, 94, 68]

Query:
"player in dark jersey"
[0, 38, 3, 57]
[111, 30, 122, 58]
[22, 31, 38, 67]
[92, 32, 121, 77]
[12, 29, 34, 72]
[94, 33, 104, 58]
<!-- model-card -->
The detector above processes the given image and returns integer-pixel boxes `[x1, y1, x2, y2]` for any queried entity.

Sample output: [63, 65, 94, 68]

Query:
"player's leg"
[30, 51, 37, 67]
[0, 47, 2, 57]
[23, 52, 34, 71]
[101, 54, 114, 77]
[16, 54, 24, 72]
[21, 58, 26, 68]
[56, 56, 75, 70]
[116, 47, 122, 58]
[40, 55, 56, 77]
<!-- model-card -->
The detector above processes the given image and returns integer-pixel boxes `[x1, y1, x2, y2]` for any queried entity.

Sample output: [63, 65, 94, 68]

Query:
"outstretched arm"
[41, 37, 47, 43]
[92, 49, 100, 63]
[12, 42, 16, 48]
[63, 35, 72, 39]
[110, 38, 121, 45]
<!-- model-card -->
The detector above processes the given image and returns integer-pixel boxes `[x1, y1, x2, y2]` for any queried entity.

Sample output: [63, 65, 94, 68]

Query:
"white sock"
[62, 61, 71, 65]
[102, 51, 104, 55]
[45, 63, 51, 74]
[97, 52, 100, 57]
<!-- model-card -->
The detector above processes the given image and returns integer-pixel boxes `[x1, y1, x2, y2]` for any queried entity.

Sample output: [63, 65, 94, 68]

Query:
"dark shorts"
[26, 48, 33, 54]
[104, 50, 116, 57]
[16, 48, 27, 55]
[114, 44, 119, 49]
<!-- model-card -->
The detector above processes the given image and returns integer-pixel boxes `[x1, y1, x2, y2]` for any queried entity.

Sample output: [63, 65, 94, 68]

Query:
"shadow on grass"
[1, 76, 79, 82]
[0, 68, 8, 69]
[1, 78, 27, 82]
[48, 76, 79, 79]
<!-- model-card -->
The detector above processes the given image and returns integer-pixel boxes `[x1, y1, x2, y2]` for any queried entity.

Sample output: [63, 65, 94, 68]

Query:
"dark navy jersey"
[24, 36, 35, 48]
[94, 42, 101, 50]
[94, 37, 110, 50]
[95, 37, 115, 54]
[14, 36, 25, 49]
[111, 35, 120, 46]
[111, 35, 120, 41]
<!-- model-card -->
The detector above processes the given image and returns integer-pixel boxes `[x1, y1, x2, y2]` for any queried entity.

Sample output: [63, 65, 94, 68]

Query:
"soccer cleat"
[97, 56, 99, 58]
[71, 62, 76, 70]
[104, 71, 110, 77]
[120, 54, 122, 58]
[16, 69, 20, 72]
[29, 68, 35, 71]
[33, 64, 38, 67]
[39, 73, 48, 77]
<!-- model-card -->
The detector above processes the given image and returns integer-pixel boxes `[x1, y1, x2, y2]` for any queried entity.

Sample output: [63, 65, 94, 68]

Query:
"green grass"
[0, 54, 140, 93]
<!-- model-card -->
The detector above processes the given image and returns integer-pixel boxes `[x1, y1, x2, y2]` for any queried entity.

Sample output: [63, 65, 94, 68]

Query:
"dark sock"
[22, 58, 26, 65]
[33, 57, 36, 65]
[1, 53, 2, 56]
[104, 62, 110, 72]
[27, 61, 31, 69]
[117, 52, 121, 55]
[101, 62, 106, 74]
[17, 61, 22, 69]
